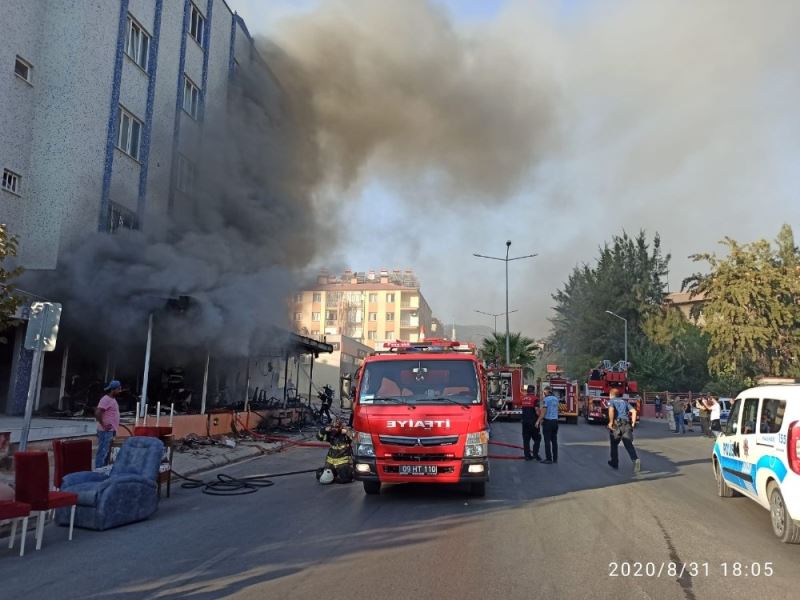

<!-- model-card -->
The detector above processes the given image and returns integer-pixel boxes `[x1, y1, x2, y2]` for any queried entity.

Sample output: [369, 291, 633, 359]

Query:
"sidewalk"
[171, 438, 304, 479]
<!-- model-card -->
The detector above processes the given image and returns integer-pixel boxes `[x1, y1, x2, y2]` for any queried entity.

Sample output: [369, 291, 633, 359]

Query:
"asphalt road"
[2, 419, 799, 600]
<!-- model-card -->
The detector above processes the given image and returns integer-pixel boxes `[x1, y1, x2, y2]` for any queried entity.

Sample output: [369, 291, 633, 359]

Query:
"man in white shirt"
[707, 396, 722, 436]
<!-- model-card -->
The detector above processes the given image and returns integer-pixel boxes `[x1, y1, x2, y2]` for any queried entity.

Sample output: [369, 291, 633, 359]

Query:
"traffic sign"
[24, 302, 62, 352]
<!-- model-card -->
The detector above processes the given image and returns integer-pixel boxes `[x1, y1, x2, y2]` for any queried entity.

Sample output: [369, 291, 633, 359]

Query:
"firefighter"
[521, 385, 541, 461]
[316, 419, 354, 484]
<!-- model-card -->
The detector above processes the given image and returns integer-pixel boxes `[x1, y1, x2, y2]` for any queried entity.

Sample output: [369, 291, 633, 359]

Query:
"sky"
[225, 0, 800, 339]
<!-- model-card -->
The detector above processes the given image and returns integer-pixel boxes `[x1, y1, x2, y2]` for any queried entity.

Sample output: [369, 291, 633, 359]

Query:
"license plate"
[399, 465, 437, 475]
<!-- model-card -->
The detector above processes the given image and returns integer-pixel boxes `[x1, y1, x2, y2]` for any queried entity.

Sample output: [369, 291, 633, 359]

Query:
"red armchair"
[0, 501, 31, 556]
[53, 439, 93, 489]
[14, 451, 78, 550]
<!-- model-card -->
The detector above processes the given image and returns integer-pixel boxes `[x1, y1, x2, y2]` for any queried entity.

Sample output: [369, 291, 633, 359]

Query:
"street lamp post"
[605, 310, 628, 366]
[474, 309, 518, 335]
[474, 241, 537, 365]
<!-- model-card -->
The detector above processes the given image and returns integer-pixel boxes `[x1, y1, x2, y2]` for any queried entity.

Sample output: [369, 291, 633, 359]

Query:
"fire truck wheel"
[363, 481, 381, 495]
[468, 482, 486, 497]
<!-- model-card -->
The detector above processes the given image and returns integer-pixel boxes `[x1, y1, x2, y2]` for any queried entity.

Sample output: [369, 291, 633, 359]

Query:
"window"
[326, 292, 342, 306]
[183, 76, 200, 119]
[368, 312, 377, 321]
[368, 293, 378, 303]
[386, 293, 395, 303]
[189, 4, 206, 47]
[741, 398, 759, 435]
[14, 56, 31, 83]
[368, 331, 377, 340]
[760, 399, 786, 434]
[385, 312, 395, 321]
[725, 399, 742, 436]
[2, 170, 21, 195]
[293, 293, 303, 303]
[311, 312, 320, 322]
[385, 331, 394, 340]
[116, 106, 142, 160]
[109, 202, 138, 232]
[326, 310, 337, 321]
[294, 312, 303, 321]
[312, 293, 322, 303]
[176, 154, 197, 193]
[125, 16, 150, 70]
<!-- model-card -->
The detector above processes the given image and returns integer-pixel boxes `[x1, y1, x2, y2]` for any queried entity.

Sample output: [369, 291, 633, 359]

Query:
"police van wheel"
[469, 482, 486, 497]
[768, 484, 800, 544]
[714, 460, 736, 498]
[363, 481, 381, 495]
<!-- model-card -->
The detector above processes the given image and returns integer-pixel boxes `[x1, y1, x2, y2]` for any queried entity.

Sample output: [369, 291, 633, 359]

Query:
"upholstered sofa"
[55, 436, 164, 531]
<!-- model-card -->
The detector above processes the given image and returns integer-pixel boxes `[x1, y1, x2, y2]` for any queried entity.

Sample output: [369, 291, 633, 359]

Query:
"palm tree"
[479, 332, 539, 376]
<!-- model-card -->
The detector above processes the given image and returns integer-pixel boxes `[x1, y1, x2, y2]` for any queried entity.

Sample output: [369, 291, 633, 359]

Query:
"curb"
[172, 441, 290, 479]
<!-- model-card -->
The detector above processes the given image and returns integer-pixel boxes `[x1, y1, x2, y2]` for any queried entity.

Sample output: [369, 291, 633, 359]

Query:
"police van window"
[740, 398, 760, 435]
[725, 399, 742, 435]
[760, 399, 786, 434]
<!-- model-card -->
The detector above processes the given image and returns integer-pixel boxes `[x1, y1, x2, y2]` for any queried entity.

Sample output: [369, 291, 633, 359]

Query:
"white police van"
[712, 383, 800, 543]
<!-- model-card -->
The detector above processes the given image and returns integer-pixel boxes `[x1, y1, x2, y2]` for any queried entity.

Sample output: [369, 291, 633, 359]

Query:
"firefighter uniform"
[317, 423, 354, 483]
[521, 390, 541, 461]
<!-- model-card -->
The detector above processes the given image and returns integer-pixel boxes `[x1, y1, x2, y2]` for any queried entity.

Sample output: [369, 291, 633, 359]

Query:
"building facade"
[1, 0, 256, 269]
[292, 270, 435, 350]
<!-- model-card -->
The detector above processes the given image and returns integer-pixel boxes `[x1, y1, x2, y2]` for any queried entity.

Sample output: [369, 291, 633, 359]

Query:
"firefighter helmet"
[319, 468, 335, 484]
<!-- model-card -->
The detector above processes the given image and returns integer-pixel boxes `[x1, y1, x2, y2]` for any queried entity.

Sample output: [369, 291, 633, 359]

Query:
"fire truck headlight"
[355, 432, 375, 457]
[464, 431, 489, 457]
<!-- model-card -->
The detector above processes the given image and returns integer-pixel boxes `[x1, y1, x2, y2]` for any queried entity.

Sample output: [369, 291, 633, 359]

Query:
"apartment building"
[292, 270, 435, 350]
[1, 0, 256, 269]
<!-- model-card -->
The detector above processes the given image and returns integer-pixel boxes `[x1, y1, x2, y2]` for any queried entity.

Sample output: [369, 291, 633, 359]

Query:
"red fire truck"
[349, 339, 490, 497]
[539, 364, 579, 424]
[581, 360, 641, 424]
[486, 365, 524, 420]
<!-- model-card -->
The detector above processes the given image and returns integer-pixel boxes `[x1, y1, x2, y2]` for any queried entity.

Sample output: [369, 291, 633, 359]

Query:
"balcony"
[400, 316, 419, 328]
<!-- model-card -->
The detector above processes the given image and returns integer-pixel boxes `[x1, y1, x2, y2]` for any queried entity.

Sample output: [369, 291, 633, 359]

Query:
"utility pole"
[474, 309, 518, 335]
[473, 241, 537, 365]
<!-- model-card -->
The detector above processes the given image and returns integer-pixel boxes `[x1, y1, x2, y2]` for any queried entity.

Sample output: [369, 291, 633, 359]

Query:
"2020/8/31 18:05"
[608, 562, 774, 577]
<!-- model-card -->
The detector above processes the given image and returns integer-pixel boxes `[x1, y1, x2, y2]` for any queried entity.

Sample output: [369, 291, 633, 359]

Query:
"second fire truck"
[582, 359, 641, 424]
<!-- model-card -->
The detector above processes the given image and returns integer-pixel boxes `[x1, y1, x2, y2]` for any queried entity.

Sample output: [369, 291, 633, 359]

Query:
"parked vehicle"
[711, 384, 800, 543]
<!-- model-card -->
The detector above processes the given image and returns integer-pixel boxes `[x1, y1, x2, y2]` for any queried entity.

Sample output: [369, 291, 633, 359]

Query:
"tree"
[479, 332, 539, 376]
[683, 224, 800, 383]
[0, 224, 23, 341]
[549, 231, 670, 378]
[636, 307, 710, 391]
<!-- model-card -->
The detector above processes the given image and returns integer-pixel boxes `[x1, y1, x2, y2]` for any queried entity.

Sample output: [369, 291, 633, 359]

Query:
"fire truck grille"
[379, 435, 459, 447]
[391, 454, 450, 462]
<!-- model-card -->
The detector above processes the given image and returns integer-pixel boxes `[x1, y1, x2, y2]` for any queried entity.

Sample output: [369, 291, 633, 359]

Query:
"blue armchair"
[55, 437, 164, 531]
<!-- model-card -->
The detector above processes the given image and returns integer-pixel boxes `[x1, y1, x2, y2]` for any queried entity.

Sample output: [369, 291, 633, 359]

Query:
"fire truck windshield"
[360, 360, 480, 405]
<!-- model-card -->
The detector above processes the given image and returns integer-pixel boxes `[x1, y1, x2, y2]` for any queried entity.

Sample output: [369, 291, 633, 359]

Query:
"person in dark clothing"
[537, 385, 560, 463]
[316, 419, 354, 484]
[318, 385, 334, 423]
[521, 385, 541, 461]
[654, 395, 663, 419]
[607, 388, 640, 473]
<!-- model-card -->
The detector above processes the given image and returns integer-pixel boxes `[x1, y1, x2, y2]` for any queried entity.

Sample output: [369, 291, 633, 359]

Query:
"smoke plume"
[31, 56, 325, 358]
[265, 0, 557, 202]
[260, 0, 800, 337]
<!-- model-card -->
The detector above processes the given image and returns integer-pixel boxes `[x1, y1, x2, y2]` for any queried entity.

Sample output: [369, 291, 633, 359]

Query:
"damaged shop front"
[0, 296, 333, 440]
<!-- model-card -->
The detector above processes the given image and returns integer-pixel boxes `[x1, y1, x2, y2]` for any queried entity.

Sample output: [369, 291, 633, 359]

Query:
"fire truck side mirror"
[340, 375, 353, 410]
